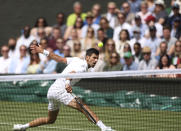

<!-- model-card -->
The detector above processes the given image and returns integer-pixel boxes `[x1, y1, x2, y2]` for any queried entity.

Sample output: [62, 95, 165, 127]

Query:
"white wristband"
[43, 50, 50, 56]
[65, 80, 70, 85]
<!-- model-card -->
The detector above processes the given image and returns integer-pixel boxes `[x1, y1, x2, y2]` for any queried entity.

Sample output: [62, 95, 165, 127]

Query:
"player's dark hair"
[86, 48, 99, 56]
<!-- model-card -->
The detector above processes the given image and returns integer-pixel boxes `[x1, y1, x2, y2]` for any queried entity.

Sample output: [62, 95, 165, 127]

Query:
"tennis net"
[0, 69, 181, 131]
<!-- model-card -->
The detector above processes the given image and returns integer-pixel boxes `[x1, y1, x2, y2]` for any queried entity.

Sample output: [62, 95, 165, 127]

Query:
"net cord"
[0, 69, 181, 81]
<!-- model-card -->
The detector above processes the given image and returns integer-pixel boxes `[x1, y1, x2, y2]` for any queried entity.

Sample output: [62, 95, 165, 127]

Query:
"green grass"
[0, 101, 181, 131]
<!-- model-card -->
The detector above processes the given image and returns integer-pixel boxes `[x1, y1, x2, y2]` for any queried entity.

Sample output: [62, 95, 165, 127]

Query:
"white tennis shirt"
[53, 57, 90, 87]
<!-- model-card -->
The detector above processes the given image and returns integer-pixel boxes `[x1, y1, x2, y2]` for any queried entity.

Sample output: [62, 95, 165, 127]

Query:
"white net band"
[0, 69, 181, 81]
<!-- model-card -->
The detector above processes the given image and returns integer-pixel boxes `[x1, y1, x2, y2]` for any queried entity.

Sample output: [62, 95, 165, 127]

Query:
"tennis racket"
[71, 93, 97, 124]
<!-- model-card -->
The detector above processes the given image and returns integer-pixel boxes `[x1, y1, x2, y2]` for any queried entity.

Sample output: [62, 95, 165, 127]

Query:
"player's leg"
[68, 98, 115, 131]
[13, 110, 59, 130]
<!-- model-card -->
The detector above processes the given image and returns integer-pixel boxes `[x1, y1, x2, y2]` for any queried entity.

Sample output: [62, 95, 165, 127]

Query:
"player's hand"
[30, 44, 43, 54]
[65, 84, 72, 93]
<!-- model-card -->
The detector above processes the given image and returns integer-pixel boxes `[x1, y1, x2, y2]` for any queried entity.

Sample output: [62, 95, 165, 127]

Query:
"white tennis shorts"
[47, 79, 74, 111]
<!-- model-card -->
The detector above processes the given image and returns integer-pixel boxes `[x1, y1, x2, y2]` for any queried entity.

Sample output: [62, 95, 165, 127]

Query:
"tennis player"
[13, 44, 115, 131]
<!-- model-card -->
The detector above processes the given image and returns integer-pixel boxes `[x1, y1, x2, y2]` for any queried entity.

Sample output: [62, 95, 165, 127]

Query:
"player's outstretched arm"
[30, 44, 67, 64]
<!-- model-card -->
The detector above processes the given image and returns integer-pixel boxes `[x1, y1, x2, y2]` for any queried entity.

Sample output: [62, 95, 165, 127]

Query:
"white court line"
[0, 122, 95, 131]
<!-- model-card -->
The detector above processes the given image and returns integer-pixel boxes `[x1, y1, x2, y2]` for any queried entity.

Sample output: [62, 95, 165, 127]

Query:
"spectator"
[138, 46, 158, 70]
[8, 38, 16, 58]
[162, 26, 177, 52]
[103, 52, 122, 71]
[64, 17, 83, 40]
[121, 2, 135, 24]
[130, 26, 144, 54]
[63, 45, 71, 57]
[128, 0, 141, 13]
[145, 0, 155, 13]
[113, 12, 132, 41]
[104, 39, 116, 63]
[15, 25, 35, 56]
[27, 53, 41, 74]
[133, 42, 143, 64]
[71, 40, 85, 58]
[66, 28, 80, 50]
[137, 1, 151, 24]
[39, 38, 48, 49]
[132, 15, 148, 37]
[40, 47, 57, 74]
[0, 45, 11, 73]
[9, 45, 30, 74]
[91, 4, 101, 25]
[66, 1, 86, 27]
[170, 40, 181, 67]
[47, 27, 61, 50]
[121, 43, 132, 65]
[167, 3, 181, 27]
[123, 51, 138, 71]
[80, 27, 98, 51]
[153, 0, 168, 24]
[54, 38, 65, 57]
[171, 17, 181, 39]
[142, 25, 161, 57]
[31, 17, 48, 37]
[156, 54, 176, 78]
[102, 2, 119, 29]
[54, 12, 66, 36]
[35, 27, 46, 42]
[115, 29, 130, 58]
[97, 28, 108, 51]
[81, 12, 99, 38]
[155, 41, 168, 61]
[99, 17, 114, 38]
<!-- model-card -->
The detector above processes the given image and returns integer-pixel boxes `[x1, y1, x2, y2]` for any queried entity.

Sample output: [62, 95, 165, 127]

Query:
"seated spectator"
[15, 25, 36, 57]
[156, 54, 176, 78]
[39, 38, 48, 62]
[30, 17, 49, 37]
[81, 12, 99, 38]
[27, 53, 41, 74]
[128, 0, 141, 13]
[8, 38, 16, 58]
[113, 12, 132, 41]
[64, 17, 83, 40]
[115, 29, 130, 58]
[40, 47, 57, 74]
[53, 12, 66, 36]
[0, 45, 11, 73]
[120, 43, 132, 65]
[146, 0, 155, 13]
[123, 51, 138, 70]
[103, 52, 122, 71]
[71, 40, 85, 58]
[80, 27, 98, 51]
[129, 27, 144, 54]
[133, 42, 143, 64]
[171, 17, 181, 39]
[138, 46, 158, 70]
[155, 41, 168, 61]
[97, 28, 108, 51]
[54, 38, 64, 57]
[121, 2, 135, 24]
[9, 45, 30, 74]
[142, 25, 161, 57]
[170, 40, 181, 67]
[104, 39, 117, 63]
[66, 1, 86, 27]
[91, 4, 102, 25]
[47, 27, 61, 50]
[102, 2, 119, 29]
[99, 17, 114, 38]
[63, 45, 71, 57]
[66, 28, 80, 50]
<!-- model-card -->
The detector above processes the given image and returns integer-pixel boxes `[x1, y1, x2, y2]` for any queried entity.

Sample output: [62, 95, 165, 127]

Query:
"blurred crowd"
[1, 0, 181, 77]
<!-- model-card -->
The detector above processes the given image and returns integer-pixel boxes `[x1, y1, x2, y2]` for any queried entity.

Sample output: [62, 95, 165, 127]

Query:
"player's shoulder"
[66, 57, 84, 64]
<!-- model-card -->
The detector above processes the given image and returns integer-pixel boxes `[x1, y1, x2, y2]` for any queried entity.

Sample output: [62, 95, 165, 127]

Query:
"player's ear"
[85, 55, 90, 61]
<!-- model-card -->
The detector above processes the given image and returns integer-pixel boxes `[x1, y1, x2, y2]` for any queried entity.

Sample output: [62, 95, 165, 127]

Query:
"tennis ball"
[98, 42, 103, 48]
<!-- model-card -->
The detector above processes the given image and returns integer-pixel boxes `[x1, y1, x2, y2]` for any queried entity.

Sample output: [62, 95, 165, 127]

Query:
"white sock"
[21, 123, 30, 129]
[96, 120, 107, 130]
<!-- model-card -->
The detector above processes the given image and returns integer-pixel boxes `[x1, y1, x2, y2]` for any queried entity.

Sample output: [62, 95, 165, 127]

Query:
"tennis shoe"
[102, 126, 116, 131]
[13, 124, 26, 131]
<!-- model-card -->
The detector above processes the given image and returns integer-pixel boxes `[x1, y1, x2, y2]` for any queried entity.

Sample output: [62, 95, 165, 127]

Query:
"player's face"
[86, 53, 99, 68]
